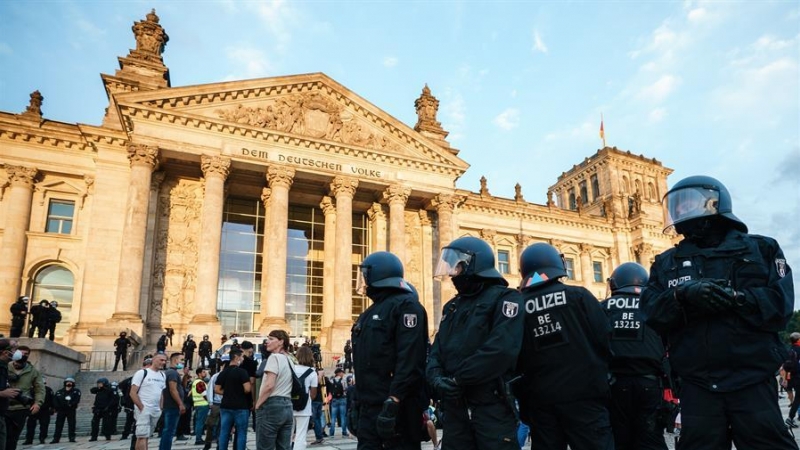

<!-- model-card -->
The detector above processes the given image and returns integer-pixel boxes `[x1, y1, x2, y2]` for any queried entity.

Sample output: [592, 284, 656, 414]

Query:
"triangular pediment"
[113, 73, 468, 173]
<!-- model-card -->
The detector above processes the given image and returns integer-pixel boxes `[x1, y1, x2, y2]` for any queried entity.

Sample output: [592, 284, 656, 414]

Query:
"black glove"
[376, 398, 398, 440]
[432, 376, 462, 401]
[676, 279, 735, 315]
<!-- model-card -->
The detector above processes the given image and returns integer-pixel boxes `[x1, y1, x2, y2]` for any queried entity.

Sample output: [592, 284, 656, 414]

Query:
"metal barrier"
[320, 351, 343, 369]
[80, 350, 146, 371]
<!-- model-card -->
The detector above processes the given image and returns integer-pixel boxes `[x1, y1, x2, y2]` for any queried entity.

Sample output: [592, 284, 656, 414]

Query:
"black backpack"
[785, 348, 800, 374]
[286, 357, 314, 411]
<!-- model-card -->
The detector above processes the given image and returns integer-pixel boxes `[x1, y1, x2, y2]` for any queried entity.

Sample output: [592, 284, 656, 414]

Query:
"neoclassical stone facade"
[0, 10, 674, 352]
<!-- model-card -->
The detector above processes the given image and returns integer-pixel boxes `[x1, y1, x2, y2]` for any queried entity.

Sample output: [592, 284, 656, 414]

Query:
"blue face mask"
[176, 363, 184, 370]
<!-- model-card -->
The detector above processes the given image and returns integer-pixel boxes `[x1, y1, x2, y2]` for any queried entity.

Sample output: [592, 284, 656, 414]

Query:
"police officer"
[9, 296, 29, 338]
[113, 331, 131, 371]
[601, 262, 666, 450]
[27, 300, 49, 338]
[642, 175, 796, 450]
[51, 377, 81, 443]
[89, 377, 115, 441]
[426, 236, 524, 450]
[514, 243, 613, 450]
[351, 251, 429, 450]
[182, 334, 197, 369]
[198, 335, 213, 369]
[45, 300, 61, 341]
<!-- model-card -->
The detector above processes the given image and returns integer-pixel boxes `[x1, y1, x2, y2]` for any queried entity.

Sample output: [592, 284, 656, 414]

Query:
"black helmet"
[434, 236, 502, 279]
[203, 334, 209, 340]
[120, 331, 127, 337]
[356, 251, 412, 294]
[17, 296, 28, 303]
[97, 377, 109, 386]
[662, 175, 747, 233]
[608, 262, 649, 295]
[519, 243, 567, 288]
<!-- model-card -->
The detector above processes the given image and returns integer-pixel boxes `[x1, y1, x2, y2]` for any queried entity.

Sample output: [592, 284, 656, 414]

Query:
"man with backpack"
[785, 332, 800, 428]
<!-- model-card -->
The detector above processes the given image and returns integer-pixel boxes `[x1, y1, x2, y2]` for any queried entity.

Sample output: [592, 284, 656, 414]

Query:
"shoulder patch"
[776, 258, 787, 278]
[502, 301, 519, 318]
[403, 313, 418, 328]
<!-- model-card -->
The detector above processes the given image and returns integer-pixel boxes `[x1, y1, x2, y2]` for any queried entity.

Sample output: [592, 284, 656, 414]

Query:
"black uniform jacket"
[517, 282, 611, 405]
[642, 229, 794, 392]
[53, 387, 81, 411]
[600, 293, 665, 377]
[352, 286, 429, 407]
[199, 340, 213, 357]
[427, 283, 524, 404]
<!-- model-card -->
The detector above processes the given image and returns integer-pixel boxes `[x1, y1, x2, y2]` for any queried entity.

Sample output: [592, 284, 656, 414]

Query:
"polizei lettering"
[606, 297, 640, 309]
[667, 275, 692, 288]
[525, 291, 567, 313]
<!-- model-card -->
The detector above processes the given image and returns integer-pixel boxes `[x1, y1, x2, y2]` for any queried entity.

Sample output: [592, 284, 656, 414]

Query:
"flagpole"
[600, 113, 606, 148]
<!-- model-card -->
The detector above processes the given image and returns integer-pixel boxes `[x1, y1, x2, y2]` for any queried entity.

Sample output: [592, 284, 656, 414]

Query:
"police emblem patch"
[776, 258, 787, 278]
[403, 314, 418, 328]
[502, 301, 519, 318]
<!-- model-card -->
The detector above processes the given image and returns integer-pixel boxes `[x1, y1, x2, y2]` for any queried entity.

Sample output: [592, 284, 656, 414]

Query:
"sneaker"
[786, 418, 798, 428]
[310, 439, 324, 445]
[176, 435, 189, 441]
[194, 440, 206, 445]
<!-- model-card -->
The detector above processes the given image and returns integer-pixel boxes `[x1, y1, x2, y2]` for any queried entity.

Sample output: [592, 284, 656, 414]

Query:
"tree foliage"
[779, 310, 800, 343]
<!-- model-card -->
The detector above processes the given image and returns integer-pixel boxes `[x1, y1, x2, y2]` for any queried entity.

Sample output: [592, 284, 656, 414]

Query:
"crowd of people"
[9, 298, 61, 341]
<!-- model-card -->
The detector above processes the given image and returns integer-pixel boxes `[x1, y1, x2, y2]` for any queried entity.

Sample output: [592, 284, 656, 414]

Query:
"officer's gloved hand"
[432, 376, 462, 400]
[376, 398, 399, 440]
[676, 279, 735, 315]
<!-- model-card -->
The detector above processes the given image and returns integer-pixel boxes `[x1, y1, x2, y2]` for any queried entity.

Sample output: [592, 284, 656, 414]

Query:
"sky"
[1, 1, 798, 305]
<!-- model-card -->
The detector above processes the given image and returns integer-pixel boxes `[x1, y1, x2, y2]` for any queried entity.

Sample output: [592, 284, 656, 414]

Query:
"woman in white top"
[292, 347, 319, 450]
[255, 330, 295, 450]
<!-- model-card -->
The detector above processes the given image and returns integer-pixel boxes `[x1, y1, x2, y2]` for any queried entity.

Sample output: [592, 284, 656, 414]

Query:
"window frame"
[45, 199, 76, 235]
[497, 249, 510, 275]
[564, 258, 576, 280]
[592, 261, 604, 283]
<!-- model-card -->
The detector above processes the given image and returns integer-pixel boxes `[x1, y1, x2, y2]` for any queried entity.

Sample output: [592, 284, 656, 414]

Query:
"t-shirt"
[161, 368, 184, 410]
[131, 368, 166, 410]
[264, 353, 293, 399]
[207, 373, 222, 405]
[293, 364, 318, 416]
[240, 356, 258, 406]
[216, 366, 250, 410]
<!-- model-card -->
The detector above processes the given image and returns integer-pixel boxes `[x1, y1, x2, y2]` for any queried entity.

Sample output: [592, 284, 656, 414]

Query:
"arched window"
[591, 175, 600, 201]
[579, 182, 588, 204]
[622, 176, 630, 194]
[635, 179, 643, 195]
[32, 265, 74, 339]
[568, 191, 577, 210]
[647, 182, 657, 200]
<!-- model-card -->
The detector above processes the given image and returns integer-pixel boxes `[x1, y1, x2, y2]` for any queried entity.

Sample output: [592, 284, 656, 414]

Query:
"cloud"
[255, 0, 296, 53]
[532, 30, 548, 54]
[493, 108, 520, 130]
[440, 90, 466, 142]
[649, 107, 667, 122]
[382, 56, 398, 68]
[510, 89, 518, 98]
[225, 46, 272, 79]
[637, 74, 680, 103]
[713, 56, 798, 120]
[0, 42, 11, 55]
[687, 7, 707, 22]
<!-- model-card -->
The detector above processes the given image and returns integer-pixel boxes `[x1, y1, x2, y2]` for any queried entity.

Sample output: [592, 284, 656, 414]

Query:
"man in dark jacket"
[157, 335, 168, 353]
[113, 331, 131, 371]
[427, 236, 524, 450]
[9, 296, 29, 338]
[642, 175, 796, 450]
[45, 301, 62, 341]
[198, 335, 213, 369]
[352, 251, 429, 450]
[27, 300, 49, 338]
[23, 377, 54, 444]
[89, 378, 115, 441]
[343, 340, 353, 373]
[50, 377, 80, 443]
[182, 335, 197, 370]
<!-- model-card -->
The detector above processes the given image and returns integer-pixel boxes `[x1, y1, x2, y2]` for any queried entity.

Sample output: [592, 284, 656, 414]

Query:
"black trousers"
[528, 397, 614, 450]
[9, 320, 24, 338]
[184, 352, 194, 369]
[439, 398, 518, 450]
[91, 411, 113, 439]
[47, 324, 56, 341]
[357, 403, 421, 450]
[52, 409, 76, 442]
[122, 409, 135, 438]
[24, 411, 50, 444]
[5, 409, 30, 450]
[609, 376, 667, 450]
[113, 352, 128, 371]
[678, 379, 798, 450]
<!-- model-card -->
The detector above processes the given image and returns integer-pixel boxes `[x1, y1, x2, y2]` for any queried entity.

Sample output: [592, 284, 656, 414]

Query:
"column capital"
[367, 202, 385, 221]
[267, 166, 295, 189]
[320, 196, 336, 216]
[428, 193, 464, 213]
[515, 233, 532, 247]
[635, 242, 653, 254]
[550, 239, 564, 251]
[127, 144, 159, 169]
[480, 228, 497, 244]
[383, 184, 410, 206]
[330, 176, 358, 198]
[580, 243, 594, 254]
[201, 155, 231, 180]
[260, 187, 272, 208]
[4, 165, 38, 188]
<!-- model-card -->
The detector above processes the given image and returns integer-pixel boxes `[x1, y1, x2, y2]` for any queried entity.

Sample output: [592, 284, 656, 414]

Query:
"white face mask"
[11, 350, 23, 361]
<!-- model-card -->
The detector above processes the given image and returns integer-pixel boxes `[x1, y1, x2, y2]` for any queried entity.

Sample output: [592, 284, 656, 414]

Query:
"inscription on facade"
[237, 147, 384, 179]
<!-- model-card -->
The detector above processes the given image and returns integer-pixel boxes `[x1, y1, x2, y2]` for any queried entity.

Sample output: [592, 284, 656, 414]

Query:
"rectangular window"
[565, 258, 575, 280]
[593, 261, 604, 283]
[45, 200, 75, 234]
[497, 250, 510, 274]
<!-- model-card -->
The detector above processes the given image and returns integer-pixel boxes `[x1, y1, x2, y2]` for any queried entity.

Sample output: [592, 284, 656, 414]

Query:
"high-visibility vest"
[191, 379, 209, 407]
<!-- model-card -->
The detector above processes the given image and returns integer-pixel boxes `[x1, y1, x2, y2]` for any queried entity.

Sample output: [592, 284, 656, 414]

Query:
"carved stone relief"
[405, 211, 422, 291]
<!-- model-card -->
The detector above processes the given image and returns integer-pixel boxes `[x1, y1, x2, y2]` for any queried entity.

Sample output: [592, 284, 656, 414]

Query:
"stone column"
[329, 176, 358, 351]
[419, 211, 435, 337]
[367, 203, 387, 252]
[319, 196, 336, 350]
[191, 156, 231, 337]
[259, 166, 295, 333]
[141, 171, 166, 341]
[637, 243, 655, 269]
[580, 243, 594, 289]
[0, 165, 37, 333]
[383, 184, 410, 263]
[111, 144, 158, 326]
[258, 187, 272, 331]
[429, 194, 462, 330]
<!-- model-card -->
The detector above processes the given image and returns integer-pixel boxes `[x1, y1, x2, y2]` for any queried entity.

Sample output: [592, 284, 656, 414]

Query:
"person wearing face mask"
[89, 378, 115, 441]
[23, 376, 54, 445]
[0, 339, 23, 449]
[426, 236, 525, 450]
[50, 377, 81, 443]
[160, 353, 186, 450]
[5, 345, 44, 450]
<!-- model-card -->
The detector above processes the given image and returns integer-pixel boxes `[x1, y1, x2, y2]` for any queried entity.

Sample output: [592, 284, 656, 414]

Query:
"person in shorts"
[129, 353, 167, 450]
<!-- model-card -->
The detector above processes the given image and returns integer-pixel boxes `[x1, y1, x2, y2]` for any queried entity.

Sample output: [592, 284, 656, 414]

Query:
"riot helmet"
[662, 175, 747, 234]
[434, 236, 503, 279]
[97, 377, 109, 386]
[356, 251, 412, 295]
[519, 243, 567, 288]
[17, 296, 28, 303]
[64, 377, 76, 387]
[120, 331, 127, 337]
[50, 300, 58, 308]
[608, 262, 649, 295]
[203, 334, 209, 340]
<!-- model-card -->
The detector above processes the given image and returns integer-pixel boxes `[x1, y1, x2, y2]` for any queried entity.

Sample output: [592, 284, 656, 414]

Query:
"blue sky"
[1, 1, 798, 304]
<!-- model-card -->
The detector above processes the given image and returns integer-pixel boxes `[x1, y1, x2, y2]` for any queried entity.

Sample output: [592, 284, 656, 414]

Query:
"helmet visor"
[663, 187, 720, 232]
[355, 266, 369, 295]
[434, 248, 472, 279]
